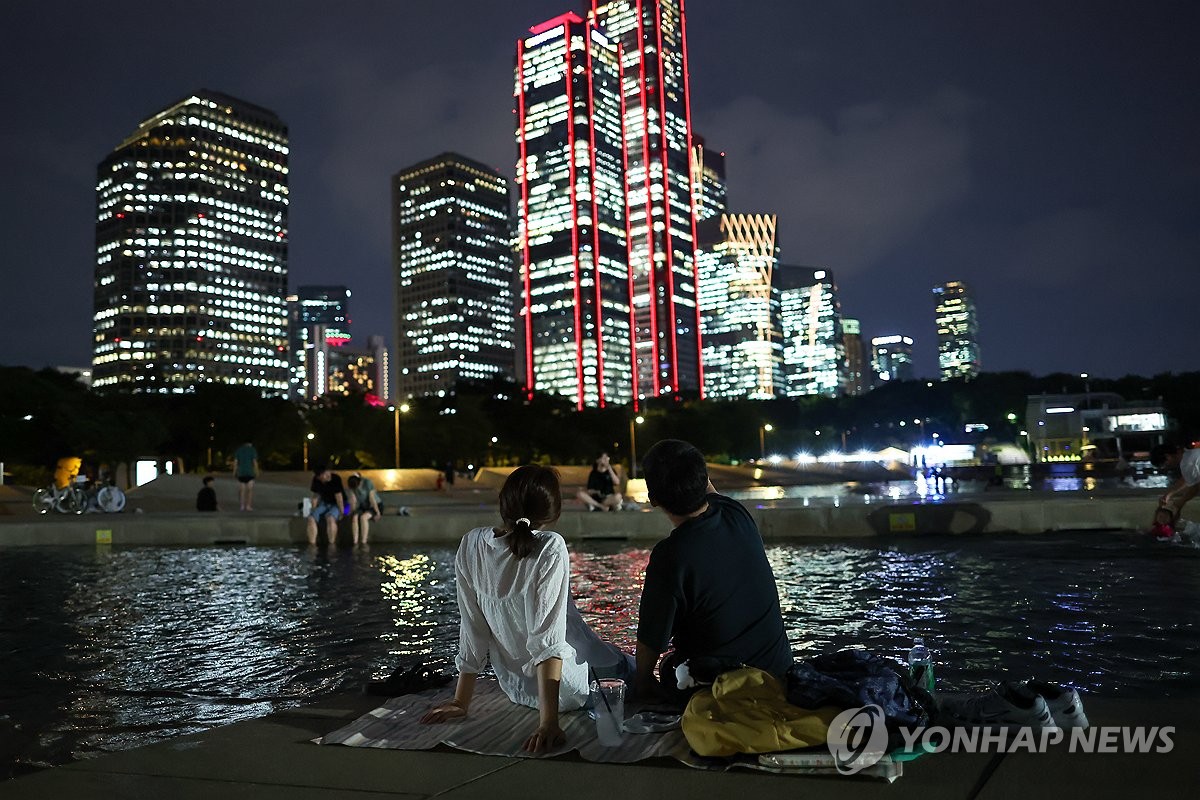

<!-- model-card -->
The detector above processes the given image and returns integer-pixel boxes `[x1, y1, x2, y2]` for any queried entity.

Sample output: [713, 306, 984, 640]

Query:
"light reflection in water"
[2, 535, 1197, 777]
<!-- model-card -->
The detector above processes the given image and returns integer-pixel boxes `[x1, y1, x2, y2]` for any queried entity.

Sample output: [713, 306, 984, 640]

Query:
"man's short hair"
[347, 475, 361, 489]
[642, 439, 709, 516]
[202, 476, 214, 486]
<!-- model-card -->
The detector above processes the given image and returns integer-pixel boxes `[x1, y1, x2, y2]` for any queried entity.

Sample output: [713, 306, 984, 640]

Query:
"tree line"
[1, 366, 1196, 486]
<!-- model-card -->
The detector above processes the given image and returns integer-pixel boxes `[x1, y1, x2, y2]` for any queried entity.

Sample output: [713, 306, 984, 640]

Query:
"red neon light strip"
[566, 22, 585, 410]
[529, 11, 584, 36]
[585, 23, 606, 408]
[680, 0, 704, 398]
[653, 0, 679, 395]
[618, 42, 639, 410]
[636, 0, 660, 395]
[517, 38, 535, 399]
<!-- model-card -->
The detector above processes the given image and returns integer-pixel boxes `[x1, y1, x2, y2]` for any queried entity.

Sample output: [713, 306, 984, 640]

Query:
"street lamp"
[302, 432, 315, 471]
[629, 415, 645, 478]
[390, 403, 410, 469]
[759, 423, 774, 460]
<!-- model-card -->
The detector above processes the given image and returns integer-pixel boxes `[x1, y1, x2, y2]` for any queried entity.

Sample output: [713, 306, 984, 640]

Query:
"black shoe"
[364, 663, 452, 697]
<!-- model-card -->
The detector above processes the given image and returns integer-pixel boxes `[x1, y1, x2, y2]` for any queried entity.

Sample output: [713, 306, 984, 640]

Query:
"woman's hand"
[420, 699, 467, 724]
[523, 721, 566, 753]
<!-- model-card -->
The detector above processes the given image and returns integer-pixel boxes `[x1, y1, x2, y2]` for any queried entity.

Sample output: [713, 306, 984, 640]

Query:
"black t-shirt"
[637, 493, 792, 676]
[310, 473, 345, 506]
[587, 467, 615, 497]
[196, 486, 217, 512]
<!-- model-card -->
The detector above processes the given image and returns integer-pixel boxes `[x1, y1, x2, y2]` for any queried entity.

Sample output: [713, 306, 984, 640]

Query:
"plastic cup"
[589, 678, 625, 745]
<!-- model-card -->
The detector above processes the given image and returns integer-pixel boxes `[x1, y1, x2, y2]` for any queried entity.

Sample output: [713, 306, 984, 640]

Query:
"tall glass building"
[590, 0, 702, 399]
[698, 214, 784, 400]
[933, 280, 980, 380]
[872, 334, 916, 384]
[691, 135, 726, 224]
[286, 286, 352, 401]
[515, 14, 631, 409]
[93, 90, 289, 395]
[392, 153, 514, 400]
[779, 266, 846, 398]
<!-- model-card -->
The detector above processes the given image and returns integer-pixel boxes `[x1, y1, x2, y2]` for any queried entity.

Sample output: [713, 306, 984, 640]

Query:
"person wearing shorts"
[307, 465, 345, 547]
[232, 441, 258, 511]
[347, 473, 381, 546]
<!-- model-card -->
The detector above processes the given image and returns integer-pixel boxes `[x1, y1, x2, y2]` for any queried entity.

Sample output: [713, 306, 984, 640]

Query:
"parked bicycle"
[31, 457, 127, 514]
[32, 478, 88, 514]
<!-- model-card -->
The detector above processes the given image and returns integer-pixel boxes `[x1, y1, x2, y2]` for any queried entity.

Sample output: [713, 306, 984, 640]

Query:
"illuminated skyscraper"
[780, 266, 846, 398]
[933, 281, 980, 380]
[842, 318, 868, 396]
[93, 90, 289, 395]
[392, 153, 515, 400]
[691, 136, 726, 223]
[590, 0, 702, 399]
[515, 14, 631, 409]
[698, 214, 783, 400]
[286, 286, 352, 401]
[872, 334, 916, 384]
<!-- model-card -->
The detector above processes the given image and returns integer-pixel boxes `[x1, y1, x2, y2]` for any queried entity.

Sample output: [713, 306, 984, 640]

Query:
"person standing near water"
[232, 441, 258, 511]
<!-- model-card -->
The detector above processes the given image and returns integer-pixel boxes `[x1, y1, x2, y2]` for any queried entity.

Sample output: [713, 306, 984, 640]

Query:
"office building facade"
[698, 214, 784, 400]
[779, 266, 845, 398]
[392, 153, 515, 400]
[287, 286, 351, 401]
[842, 318, 868, 396]
[515, 14, 631, 408]
[93, 90, 289, 394]
[590, 0, 703, 399]
[933, 280, 980, 380]
[872, 334, 916, 384]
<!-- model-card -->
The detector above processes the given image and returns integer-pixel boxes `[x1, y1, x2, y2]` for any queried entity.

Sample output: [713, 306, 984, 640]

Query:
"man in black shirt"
[635, 439, 792, 702]
[306, 465, 345, 546]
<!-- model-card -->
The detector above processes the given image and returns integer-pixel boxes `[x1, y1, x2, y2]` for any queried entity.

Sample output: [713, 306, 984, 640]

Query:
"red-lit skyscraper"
[515, 14, 632, 409]
[590, 0, 702, 400]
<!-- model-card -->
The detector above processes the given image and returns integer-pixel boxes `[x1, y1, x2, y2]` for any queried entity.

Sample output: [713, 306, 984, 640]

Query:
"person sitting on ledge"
[634, 439, 793, 706]
[347, 473, 381, 546]
[307, 465, 345, 547]
[421, 465, 632, 752]
[196, 476, 218, 512]
[576, 452, 623, 511]
[1151, 442, 1200, 525]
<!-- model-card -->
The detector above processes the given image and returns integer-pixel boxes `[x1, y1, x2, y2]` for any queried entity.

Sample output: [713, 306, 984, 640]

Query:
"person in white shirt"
[420, 465, 632, 752]
[1151, 444, 1200, 524]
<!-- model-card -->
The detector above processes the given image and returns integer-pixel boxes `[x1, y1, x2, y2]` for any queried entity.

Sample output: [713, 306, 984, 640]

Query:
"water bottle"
[907, 637, 935, 694]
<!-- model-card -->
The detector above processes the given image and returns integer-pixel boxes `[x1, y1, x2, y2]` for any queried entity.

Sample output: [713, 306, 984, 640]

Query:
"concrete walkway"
[1, 692, 1192, 799]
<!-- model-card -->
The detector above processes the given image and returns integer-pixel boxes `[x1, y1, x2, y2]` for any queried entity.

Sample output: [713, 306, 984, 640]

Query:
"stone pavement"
[1, 692, 1193, 799]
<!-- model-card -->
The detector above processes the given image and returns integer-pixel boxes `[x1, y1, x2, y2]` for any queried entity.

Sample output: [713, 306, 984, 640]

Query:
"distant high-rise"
[691, 136, 726, 224]
[933, 281, 980, 380]
[590, 0, 703, 399]
[872, 334, 916, 384]
[93, 90, 289, 394]
[779, 266, 845, 398]
[327, 334, 389, 401]
[287, 286, 351, 401]
[392, 153, 514, 400]
[515, 14, 631, 408]
[698, 214, 783, 400]
[842, 318, 868, 396]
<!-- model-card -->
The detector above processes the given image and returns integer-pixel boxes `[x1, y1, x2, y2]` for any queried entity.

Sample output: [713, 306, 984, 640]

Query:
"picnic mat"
[317, 678, 901, 780]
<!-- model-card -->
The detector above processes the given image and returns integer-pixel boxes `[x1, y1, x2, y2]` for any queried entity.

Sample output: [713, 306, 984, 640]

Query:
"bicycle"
[32, 478, 88, 515]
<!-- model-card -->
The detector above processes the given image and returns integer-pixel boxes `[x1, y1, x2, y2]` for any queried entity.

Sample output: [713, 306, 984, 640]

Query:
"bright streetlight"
[629, 415, 645, 478]
[303, 432, 315, 471]
[390, 403, 410, 468]
[759, 423, 774, 460]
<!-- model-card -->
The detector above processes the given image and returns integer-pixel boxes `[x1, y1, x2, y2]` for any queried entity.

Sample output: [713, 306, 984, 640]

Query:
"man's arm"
[635, 640, 663, 698]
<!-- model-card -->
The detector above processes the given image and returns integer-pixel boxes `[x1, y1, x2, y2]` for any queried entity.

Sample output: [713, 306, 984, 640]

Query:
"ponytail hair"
[498, 465, 562, 559]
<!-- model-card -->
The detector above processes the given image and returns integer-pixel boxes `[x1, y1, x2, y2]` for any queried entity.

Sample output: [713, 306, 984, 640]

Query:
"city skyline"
[3, 0, 1196, 379]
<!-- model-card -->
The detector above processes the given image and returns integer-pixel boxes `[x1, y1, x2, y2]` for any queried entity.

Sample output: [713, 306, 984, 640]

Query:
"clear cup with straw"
[589, 677, 625, 745]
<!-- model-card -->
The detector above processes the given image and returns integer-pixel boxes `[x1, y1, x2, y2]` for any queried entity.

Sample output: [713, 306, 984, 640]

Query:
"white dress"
[453, 526, 630, 711]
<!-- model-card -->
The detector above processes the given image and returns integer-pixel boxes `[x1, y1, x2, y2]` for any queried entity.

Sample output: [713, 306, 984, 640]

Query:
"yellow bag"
[681, 667, 841, 757]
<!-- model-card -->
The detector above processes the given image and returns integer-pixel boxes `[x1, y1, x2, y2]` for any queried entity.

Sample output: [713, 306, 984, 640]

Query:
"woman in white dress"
[420, 465, 632, 752]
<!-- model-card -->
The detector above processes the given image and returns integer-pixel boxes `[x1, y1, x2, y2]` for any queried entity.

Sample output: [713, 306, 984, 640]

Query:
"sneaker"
[398, 506, 411, 516]
[1008, 680, 1088, 729]
[937, 684, 1058, 730]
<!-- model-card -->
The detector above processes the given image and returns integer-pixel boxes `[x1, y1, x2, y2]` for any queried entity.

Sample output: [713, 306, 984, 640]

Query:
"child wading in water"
[420, 465, 632, 752]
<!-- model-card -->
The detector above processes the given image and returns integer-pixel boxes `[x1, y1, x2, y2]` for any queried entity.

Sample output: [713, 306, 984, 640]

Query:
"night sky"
[3, 1, 1196, 379]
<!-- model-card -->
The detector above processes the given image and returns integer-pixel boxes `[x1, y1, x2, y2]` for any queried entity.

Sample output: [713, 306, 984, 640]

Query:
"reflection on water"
[1, 534, 1197, 777]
